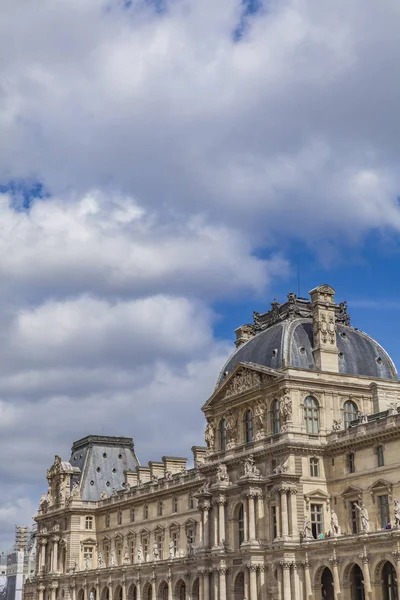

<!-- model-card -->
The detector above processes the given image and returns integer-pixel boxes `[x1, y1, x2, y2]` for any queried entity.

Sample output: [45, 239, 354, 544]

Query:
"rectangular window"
[347, 453, 355, 473]
[142, 537, 149, 557]
[85, 516, 93, 530]
[173, 497, 178, 513]
[116, 542, 122, 565]
[272, 505, 278, 540]
[187, 528, 195, 546]
[83, 546, 93, 569]
[158, 500, 163, 516]
[118, 511, 122, 525]
[377, 445, 384, 467]
[105, 513, 110, 528]
[144, 504, 148, 519]
[104, 544, 110, 566]
[130, 508, 135, 522]
[310, 457, 319, 477]
[130, 539, 135, 564]
[156, 534, 163, 560]
[350, 502, 360, 534]
[378, 495, 390, 528]
[310, 504, 323, 539]
[172, 530, 179, 555]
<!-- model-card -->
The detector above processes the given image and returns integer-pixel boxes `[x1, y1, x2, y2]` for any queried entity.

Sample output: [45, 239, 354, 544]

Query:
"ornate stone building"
[25, 285, 400, 600]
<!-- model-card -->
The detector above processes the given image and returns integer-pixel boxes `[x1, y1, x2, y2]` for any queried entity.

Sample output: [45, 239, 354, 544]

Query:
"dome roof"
[217, 289, 398, 386]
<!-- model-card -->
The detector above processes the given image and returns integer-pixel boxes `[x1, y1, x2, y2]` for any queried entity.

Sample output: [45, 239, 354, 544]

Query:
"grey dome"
[217, 318, 397, 386]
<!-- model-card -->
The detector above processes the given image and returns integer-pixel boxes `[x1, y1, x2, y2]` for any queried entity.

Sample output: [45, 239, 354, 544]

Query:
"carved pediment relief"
[222, 368, 263, 399]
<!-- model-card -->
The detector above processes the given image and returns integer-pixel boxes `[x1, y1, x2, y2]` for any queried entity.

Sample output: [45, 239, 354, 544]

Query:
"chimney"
[309, 284, 339, 373]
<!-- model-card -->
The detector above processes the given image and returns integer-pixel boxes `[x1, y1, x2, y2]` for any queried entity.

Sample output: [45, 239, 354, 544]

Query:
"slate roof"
[69, 435, 139, 502]
[217, 318, 397, 386]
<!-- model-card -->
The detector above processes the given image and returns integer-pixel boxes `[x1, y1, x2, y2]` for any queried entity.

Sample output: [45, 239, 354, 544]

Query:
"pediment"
[203, 363, 280, 408]
[184, 518, 197, 528]
[81, 537, 96, 545]
[304, 488, 330, 500]
[369, 479, 392, 493]
[341, 485, 362, 498]
[154, 525, 165, 533]
[139, 527, 150, 536]
[114, 532, 124, 540]
[102, 535, 111, 542]
[169, 521, 180, 531]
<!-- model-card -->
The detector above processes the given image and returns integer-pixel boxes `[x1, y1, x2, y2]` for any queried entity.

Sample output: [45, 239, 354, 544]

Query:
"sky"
[1, 0, 400, 546]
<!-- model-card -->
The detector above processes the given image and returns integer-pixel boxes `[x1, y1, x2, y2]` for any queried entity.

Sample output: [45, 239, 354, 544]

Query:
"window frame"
[272, 399, 280, 435]
[244, 409, 253, 444]
[343, 400, 358, 429]
[85, 516, 93, 530]
[309, 457, 320, 477]
[158, 500, 163, 516]
[172, 496, 178, 513]
[378, 494, 390, 528]
[377, 445, 385, 467]
[310, 503, 323, 538]
[105, 513, 110, 528]
[238, 503, 245, 546]
[347, 453, 355, 474]
[219, 418, 227, 451]
[304, 396, 319, 435]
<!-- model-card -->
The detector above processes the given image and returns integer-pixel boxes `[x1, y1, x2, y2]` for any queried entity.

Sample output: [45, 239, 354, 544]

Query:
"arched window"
[382, 562, 398, 600]
[178, 582, 186, 600]
[238, 503, 245, 546]
[219, 418, 227, 451]
[244, 410, 253, 444]
[343, 401, 357, 429]
[272, 399, 280, 434]
[304, 396, 319, 434]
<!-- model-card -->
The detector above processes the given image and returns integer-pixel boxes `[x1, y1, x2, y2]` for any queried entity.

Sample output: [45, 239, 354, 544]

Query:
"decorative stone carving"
[254, 401, 266, 439]
[223, 369, 262, 399]
[110, 551, 116, 566]
[330, 510, 341, 536]
[100, 492, 107, 500]
[97, 552, 104, 568]
[153, 541, 159, 561]
[302, 519, 313, 539]
[279, 389, 292, 428]
[226, 410, 238, 448]
[205, 420, 215, 452]
[388, 403, 398, 416]
[394, 499, 400, 526]
[354, 503, 370, 532]
[71, 483, 80, 498]
[151, 475, 159, 484]
[85, 555, 91, 570]
[242, 454, 261, 478]
[332, 419, 342, 431]
[137, 545, 143, 564]
[165, 470, 173, 481]
[123, 550, 130, 565]
[216, 463, 230, 484]
[111, 488, 118, 497]
[124, 482, 131, 492]
[197, 480, 211, 494]
[169, 540, 175, 559]
[273, 458, 288, 474]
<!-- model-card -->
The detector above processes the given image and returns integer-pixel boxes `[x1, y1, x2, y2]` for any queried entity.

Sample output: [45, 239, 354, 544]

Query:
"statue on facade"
[85, 555, 91, 570]
[169, 540, 175, 559]
[302, 519, 313, 539]
[97, 552, 104, 568]
[243, 454, 261, 478]
[226, 410, 238, 447]
[388, 403, 398, 416]
[205, 420, 215, 451]
[273, 458, 288, 474]
[216, 463, 230, 484]
[165, 470, 173, 481]
[153, 541, 159, 561]
[89, 592, 95, 600]
[394, 499, 400, 527]
[152, 475, 159, 484]
[70, 482, 80, 499]
[110, 551, 116, 566]
[100, 491, 107, 500]
[332, 419, 342, 432]
[254, 401, 266, 438]
[137, 546, 143, 564]
[330, 510, 341, 536]
[111, 488, 118, 497]
[124, 482, 131, 492]
[198, 480, 211, 494]
[355, 503, 370, 532]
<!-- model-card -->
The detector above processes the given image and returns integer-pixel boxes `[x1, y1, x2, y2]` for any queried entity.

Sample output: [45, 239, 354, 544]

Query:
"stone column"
[38, 586, 45, 600]
[213, 504, 219, 548]
[248, 564, 257, 600]
[203, 570, 209, 600]
[203, 501, 211, 548]
[259, 566, 266, 599]
[96, 582, 100, 600]
[289, 490, 298, 539]
[330, 557, 341, 600]
[198, 572, 203, 600]
[40, 540, 47, 573]
[218, 567, 227, 600]
[281, 562, 291, 600]
[257, 494, 265, 541]
[136, 580, 142, 600]
[50, 585, 58, 600]
[393, 553, 400, 595]
[71, 585, 76, 600]
[151, 577, 156, 600]
[52, 538, 59, 573]
[292, 563, 300, 599]
[243, 499, 249, 542]
[122, 581, 126, 600]
[218, 499, 226, 545]
[304, 560, 312, 600]
[167, 574, 172, 600]
[361, 553, 372, 598]
[275, 499, 281, 539]
[244, 568, 249, 600]
[280, 489, 289, 538]
[248, 495, 256, 541]
[213, 569, 218, 600]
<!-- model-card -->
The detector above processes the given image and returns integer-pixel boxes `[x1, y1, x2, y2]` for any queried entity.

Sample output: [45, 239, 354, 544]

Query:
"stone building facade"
[24, 285, 400, 600]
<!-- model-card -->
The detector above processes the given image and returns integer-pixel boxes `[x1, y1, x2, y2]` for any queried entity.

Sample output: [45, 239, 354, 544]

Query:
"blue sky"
[1, 0, 400, 546]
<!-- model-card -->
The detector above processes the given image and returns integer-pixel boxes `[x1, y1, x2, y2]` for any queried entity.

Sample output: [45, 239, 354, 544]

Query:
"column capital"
[246, 562, 258, 572]
[217, 567, 228, 575]
[280, 561, 292, 570]
[37, 586, 46, 593]
[329, 556, 339, 567]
